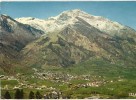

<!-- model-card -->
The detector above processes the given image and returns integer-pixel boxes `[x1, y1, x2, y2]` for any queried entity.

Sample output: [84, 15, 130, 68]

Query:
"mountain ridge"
[0, 14, 44, 73]
[20, 18, 136, 68]
[16, 9, 126, 35]
[0, 9, 136, 73]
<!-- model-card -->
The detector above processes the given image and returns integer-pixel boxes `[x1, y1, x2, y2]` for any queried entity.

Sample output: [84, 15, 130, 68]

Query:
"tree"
[29, 91, 35, 99]
[4, 91, 11, 99]
[15, 89, 21, 99]
[35, 91, 42, 99]
[20, 89, 24, 99]
[14, 89, 24, 99]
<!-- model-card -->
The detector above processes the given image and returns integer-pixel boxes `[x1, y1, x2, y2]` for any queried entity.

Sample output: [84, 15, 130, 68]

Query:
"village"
[0, 68, 126, 99]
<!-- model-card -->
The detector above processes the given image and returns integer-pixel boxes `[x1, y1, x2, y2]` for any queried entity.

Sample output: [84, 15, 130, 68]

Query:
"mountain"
[1, 9, 136, 99]
[16, 9, 135, 36]
[0, 9, 136, 73]
[16, 9, 136, 68]
[16, 9, 136, 43]
[0, 14, 44, 73]
[17, 9, 124, 33]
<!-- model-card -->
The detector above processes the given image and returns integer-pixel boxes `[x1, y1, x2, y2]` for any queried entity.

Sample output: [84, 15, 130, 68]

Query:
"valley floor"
[1, 67, 136, 99]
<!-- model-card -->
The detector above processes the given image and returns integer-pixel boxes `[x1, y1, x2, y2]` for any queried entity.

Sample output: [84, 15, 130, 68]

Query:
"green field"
[1, 58, 136, 99]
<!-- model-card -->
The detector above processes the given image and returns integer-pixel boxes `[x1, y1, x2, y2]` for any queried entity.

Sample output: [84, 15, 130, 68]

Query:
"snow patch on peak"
[16, 9, 125, 34]
[62, 9, 88, 15]
[1, 14, 8, 17]
[1, 14, 18, 28]
[17, 17, 35, 20]
[79, 15, 124, 34]
[54, 9, 90, 20]
[16, 17, 38, 22]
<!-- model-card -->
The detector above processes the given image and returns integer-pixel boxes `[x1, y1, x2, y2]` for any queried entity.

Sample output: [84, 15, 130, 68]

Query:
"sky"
[1, 1, 136, 30]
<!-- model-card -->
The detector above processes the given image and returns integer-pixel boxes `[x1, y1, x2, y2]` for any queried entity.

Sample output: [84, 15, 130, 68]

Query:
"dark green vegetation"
[4, 91, 11, 99]
[0, 10, 136, 99]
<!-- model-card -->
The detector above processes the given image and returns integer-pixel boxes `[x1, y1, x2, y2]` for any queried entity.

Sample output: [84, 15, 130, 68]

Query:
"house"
[129, 93, 136, 97]
[0, 75, 4, 78]
[13, 86, 20, 90]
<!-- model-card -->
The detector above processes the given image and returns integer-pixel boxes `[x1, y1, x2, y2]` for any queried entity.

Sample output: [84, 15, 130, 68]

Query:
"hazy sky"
[1, 1, 136, 30]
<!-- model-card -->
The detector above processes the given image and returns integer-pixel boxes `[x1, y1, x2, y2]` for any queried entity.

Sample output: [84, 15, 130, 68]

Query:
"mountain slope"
[20, 11, 136, 68]
[0, 14, 44, 72]
[1, 9, 136, 72]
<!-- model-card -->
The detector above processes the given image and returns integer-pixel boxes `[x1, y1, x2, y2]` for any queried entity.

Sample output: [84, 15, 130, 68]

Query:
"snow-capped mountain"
[16, 9, 125, 35]
[19, 10, 136, 68]
[1, 9, 136, 73]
